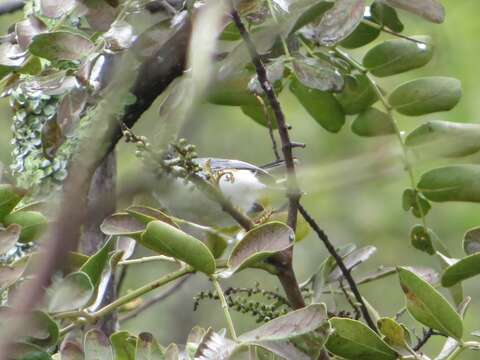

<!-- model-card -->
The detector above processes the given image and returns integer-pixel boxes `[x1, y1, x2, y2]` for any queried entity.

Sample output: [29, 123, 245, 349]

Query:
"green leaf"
[135, 332, 165, 360]
[249, 340, 310, 360]
[290, 78, 345, 133]
[203, 232, 228, 259]
[410, 225, 435, 255]
[8, 342, 52, 360]
[377, 318, 407, 347]
[340, 22, 380, 49]
[111, 331, 136, 360]
[219, 22, 240, 41]
[40, 0, 77, 18]
[388, 77, 461, 116]
[336, 74, 378, 115]
[464, 227, 480, 255]
[441, 253, 480, 287]
[28, 311, 59, 348]
[363, 36, 433, 77]
[208, 70, 258, 106]
[436, 298, 472, 360]
[371, 3, 404, 32]
[3, 211, 48, 243]
[402, 188, 431, 218]
[240, 304, 329, 341]
[0, 184, 26, 222]
[248, 58, 285, 95]
[313, 0, 366, 46]
[241, 104, 277, 129]
[383, 0, 445, 23]
[47, 271, 95, 313]
[288, 1, 333, 35]
[0, 224, 21, 255]
[435, 251, 465, 306]
[0, 43, 25, 80]
[292, 56, 344, 92]
[15, 16, 47, 50]
[418, 165, 480, 203]
[351, 107, 394, 137]
[164, 343, 180, 360]
[19, 55, 43, 75]
[186, 326, 205, 356]
[0, 308, 59, 348]
[221, 222, 293, 277]
[60, 330, 85, 360]
[325, 318, 397, 360]
[29, 31, 95, 61]
[126, 206, 177, 227]
[141, 221, 216, 274]
[79, 236, 114, 288]
[0, 256, 28, 289]
[85, 329, 114, 360]
[405, 120, 480, 158]
[397, 267, 463, 339]
[100, 213, 145, 239]
[194, 329, 236, 360]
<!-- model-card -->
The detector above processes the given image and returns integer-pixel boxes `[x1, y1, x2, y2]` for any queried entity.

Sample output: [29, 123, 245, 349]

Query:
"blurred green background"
[1, 1, 480, 358]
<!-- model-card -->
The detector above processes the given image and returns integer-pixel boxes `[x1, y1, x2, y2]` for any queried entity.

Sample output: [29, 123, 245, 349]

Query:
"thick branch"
[413, 329, 434, 351]
[230, 4, 304, 309]
[230, 8, 301, 231]
[298, 204, 378, 332]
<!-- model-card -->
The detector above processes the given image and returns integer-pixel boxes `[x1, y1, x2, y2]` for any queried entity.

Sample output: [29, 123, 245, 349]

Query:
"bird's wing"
[193, 158, 275, 184]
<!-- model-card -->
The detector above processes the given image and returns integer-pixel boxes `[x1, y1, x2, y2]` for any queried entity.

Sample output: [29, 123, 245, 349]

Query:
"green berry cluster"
[193, 283, 292, 323]
[123, 126, 200, 180]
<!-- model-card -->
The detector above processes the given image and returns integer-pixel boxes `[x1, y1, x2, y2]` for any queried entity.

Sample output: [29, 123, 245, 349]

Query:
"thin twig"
[213, 277, 238, 340]
[298, 204, 378, 332]
[230, 2, 305, 310]
[413, 328, 434, 351]
[339, 280, 360, 320]
[230, 4, 301, 231]
[120, 274, 190, 322]
[256, 96, 280, 161]
[91, 266, 193, 320]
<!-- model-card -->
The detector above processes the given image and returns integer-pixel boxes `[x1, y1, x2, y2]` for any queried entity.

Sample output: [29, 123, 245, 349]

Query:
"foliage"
[0, 0, 480, 359]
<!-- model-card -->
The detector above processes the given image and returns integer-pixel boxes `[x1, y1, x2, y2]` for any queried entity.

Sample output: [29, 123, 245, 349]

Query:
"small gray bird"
[153, 158, 283, 227]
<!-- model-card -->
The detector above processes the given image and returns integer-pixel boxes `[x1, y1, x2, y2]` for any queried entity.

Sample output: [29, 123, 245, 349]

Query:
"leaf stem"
[118, 255, 178, 266]
[361, 19, 427, 44]
[334, 48, 428, 229]
[212, 277, 238, 340]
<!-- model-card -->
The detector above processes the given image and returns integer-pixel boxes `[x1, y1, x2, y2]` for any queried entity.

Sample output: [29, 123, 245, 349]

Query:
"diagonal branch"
[230, 4, 304, 309]
[298, 204, 378, 332]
